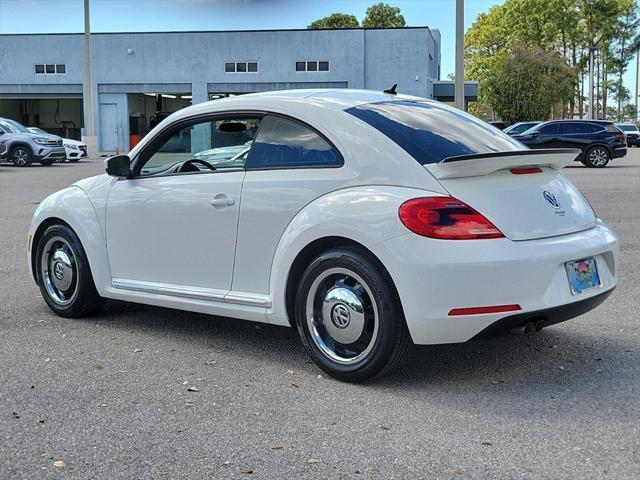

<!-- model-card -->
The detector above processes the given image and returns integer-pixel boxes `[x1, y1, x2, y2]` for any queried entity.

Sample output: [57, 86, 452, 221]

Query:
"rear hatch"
[426, 150, 596, 241]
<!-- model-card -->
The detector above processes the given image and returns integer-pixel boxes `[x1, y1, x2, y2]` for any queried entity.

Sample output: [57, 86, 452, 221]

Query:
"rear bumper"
[371, 220, 618, 345]
[471, 288, 613, 339]
[612, 145, 627, 158]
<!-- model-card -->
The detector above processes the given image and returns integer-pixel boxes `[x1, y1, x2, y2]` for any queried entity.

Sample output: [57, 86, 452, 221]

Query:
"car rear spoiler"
[425, 149, 581, 180]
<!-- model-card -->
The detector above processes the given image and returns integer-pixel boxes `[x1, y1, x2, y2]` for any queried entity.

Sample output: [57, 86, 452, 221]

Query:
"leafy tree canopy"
[362, 3, 406, 28]
[484, 45, 575, 123]
[308, 13, 359, 29]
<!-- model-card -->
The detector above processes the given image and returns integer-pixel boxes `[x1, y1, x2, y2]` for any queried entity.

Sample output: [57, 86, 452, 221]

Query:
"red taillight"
[448, 304, 521, 316]
[398, 196, 504, 240]
[510, 167, 542, 175]
[615, 133, 626, 142]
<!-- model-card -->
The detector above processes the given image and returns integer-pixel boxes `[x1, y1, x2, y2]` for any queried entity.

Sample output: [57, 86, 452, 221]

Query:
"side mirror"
[105, 155, 131, 177]
[530, 131, 540, 138]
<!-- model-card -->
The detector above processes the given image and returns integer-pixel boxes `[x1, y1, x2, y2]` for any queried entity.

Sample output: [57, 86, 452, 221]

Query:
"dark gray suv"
[0, 117, 66, 167]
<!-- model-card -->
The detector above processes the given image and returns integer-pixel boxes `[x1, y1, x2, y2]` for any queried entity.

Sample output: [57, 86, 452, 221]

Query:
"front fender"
[28, 186, 111, 295]
[266, 185, 441, 326]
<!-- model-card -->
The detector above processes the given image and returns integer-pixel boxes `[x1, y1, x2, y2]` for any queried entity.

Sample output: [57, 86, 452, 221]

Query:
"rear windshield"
[346, 100, 525, 164]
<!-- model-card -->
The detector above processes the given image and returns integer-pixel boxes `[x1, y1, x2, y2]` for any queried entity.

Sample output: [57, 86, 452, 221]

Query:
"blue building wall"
[0, 27, 442, 152]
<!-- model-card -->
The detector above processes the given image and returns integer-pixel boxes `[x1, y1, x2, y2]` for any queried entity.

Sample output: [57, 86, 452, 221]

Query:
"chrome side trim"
[112, 279, 226, 302]
[111, 279, 272, 308]
[225, 292, 272, 308]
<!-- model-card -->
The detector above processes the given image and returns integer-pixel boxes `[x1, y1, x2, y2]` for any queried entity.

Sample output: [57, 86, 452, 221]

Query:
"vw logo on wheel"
[53, 262, 65, 280]
[331, 304, 351, 329]
[543, 190, 560, 209]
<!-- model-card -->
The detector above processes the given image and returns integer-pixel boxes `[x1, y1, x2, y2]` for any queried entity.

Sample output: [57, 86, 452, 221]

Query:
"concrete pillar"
[81, 0, 98, 155]
[191, 83, 210, 153]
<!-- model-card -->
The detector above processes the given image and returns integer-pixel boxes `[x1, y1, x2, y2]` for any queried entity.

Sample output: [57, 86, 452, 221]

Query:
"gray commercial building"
[0, 27, 477, 153]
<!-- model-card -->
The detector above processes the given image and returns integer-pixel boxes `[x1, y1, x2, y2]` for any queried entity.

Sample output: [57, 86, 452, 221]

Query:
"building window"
[35, 63, 66, 75]
[295, 61, 330, 72]
[225, 62, 258, 73]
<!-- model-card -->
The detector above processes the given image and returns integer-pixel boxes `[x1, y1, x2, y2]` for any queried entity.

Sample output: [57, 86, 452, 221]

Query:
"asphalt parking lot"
[1, 151, 639, 479]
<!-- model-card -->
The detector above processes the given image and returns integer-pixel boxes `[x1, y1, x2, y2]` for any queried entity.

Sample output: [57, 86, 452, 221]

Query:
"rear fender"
[266, 185, 440, 326]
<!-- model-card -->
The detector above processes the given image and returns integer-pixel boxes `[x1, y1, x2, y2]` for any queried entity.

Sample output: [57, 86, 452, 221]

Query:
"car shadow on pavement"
[92, 300, 633, 406]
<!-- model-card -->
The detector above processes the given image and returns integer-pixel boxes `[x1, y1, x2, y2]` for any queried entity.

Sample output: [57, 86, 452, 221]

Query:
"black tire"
[10, 146, 33, 167]
[294, 246, 412, 382]
[35, 224, 105, 318]
[583, 145, 610, 168]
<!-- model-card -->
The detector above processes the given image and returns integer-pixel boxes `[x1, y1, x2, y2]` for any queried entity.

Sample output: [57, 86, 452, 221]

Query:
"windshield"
[0, 119, 29, 134]
[346, 100, 525, 164]
[506, 122, 538, 134]
[618, 124, 638, 132]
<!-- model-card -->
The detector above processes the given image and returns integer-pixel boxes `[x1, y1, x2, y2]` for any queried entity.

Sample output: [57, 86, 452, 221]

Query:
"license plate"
[565, 257, 601, 295]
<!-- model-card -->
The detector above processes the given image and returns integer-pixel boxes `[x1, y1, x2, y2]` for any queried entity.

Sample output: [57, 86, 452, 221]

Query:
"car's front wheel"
[10, 146, 32, 167]
[584, 146, 610, 168]
[295, 247, 412, 382]
[35, 224, 105, 317]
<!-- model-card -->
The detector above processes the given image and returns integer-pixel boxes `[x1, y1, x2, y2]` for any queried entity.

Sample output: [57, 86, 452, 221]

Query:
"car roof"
[542, 119, 612, 125]
[190, 88, 429, 113]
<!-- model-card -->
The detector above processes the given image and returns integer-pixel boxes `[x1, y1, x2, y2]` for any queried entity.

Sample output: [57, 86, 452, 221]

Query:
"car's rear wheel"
[35, 224, 105, 317]
[584, 146, 610, 168]
[295, 247, 412, 382]
[10, 146, 32, 167]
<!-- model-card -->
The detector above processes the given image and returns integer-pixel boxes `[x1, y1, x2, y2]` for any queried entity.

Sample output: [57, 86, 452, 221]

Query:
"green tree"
[483, 45, 575, 123]
[308, 13, 359, 29]
[465, 0, 633, 120]
[362, 3, 406, 28]
[608, 0, 640, 120]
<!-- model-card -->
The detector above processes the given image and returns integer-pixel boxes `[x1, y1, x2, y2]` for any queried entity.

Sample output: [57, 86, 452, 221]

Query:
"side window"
[245, 115, 342, 169]
[139, 116, 261, 176]
[538, 123, 559, 135]
[563, 122, 589, 135]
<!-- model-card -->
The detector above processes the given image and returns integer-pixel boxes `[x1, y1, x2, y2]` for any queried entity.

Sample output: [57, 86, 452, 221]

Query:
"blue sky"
[0, 0, 636, 91]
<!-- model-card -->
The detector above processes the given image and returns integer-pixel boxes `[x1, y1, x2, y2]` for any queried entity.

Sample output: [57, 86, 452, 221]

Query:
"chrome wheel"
[40, 236, 79, 306]
[589, 147, 609, 167]
[305, 267, 379, 365]
[12, 148, 30, 167]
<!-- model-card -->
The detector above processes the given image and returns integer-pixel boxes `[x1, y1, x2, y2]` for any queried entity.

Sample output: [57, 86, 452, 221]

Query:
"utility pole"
[633, 48, 640, 123]
[82, 0, 97, 154]
[454, 0, 465, 111]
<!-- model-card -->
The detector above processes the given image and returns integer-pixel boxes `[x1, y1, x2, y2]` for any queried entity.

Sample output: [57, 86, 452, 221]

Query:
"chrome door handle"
[210, 195, 235, 207]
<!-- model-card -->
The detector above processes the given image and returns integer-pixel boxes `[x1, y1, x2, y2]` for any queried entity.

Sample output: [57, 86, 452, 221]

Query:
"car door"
[231, 114, 348, 298]
[528, 122, 562, 148]
[556, 122, 593, 150]
[106, 114, 262, 298]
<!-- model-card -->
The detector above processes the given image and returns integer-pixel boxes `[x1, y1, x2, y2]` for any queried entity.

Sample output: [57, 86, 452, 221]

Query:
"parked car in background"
[513, 120, 627, 168]
[489, 120, 507, 130]
[0, 118, 66, 167]
[27, 89, 618, 382]
[503, 121, 541, 135]
[616, 123, 639, 147]
[28, 127, 88, 162]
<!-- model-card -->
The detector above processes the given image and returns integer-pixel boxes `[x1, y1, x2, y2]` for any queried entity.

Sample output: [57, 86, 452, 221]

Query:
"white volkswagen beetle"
[27, 89, 618, 381]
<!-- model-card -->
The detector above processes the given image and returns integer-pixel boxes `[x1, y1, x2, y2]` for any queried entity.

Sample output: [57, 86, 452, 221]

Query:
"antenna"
[383, 84, 398, 95]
